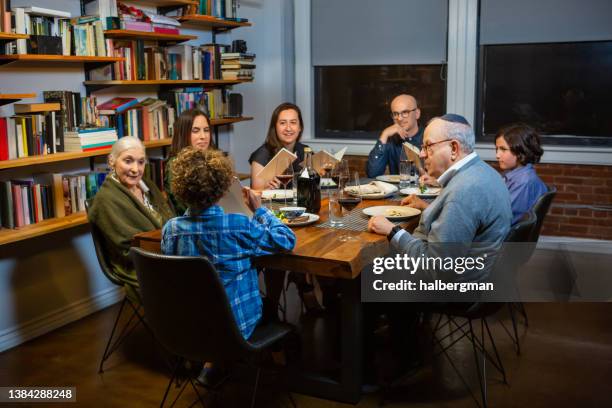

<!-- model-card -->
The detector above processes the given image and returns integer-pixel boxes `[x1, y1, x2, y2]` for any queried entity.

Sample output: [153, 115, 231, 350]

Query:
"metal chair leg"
[99, 297, 129, 373]
[250, 367, 261, 408]
[508, 303, 521, 355]
[469, 319, 487, 408]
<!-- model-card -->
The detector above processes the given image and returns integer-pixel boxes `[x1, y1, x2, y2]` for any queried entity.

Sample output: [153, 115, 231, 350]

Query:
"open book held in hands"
[255, 148, 297, 185]
[218, 178, 253, 217]
[402, 143, 425, 174]
[305, 147, 347, 174]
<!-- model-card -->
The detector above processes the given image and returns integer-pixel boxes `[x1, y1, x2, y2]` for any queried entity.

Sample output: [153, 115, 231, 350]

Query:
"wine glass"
[337, 172, 362, 242]
[276, 157, 294, 207]
[319, 154, 335, 197]
[331, 159, 349, 191]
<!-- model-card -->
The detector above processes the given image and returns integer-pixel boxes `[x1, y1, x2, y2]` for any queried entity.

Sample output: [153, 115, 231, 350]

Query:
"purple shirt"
[503, 164, 548, 225]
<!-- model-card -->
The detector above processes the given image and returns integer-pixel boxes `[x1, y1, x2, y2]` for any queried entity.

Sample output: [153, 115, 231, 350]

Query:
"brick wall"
[345, 155, 612, 240]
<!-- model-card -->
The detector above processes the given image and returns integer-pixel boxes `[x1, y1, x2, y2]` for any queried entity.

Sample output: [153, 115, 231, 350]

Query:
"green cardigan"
[88, 176, 174, 285]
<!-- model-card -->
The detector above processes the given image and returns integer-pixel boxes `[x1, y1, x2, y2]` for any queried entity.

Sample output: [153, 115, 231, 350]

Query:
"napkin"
[344, 181, 396, 196]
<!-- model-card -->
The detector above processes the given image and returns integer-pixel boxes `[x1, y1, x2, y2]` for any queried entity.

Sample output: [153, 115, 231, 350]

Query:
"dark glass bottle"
[297, 147, 321, 214]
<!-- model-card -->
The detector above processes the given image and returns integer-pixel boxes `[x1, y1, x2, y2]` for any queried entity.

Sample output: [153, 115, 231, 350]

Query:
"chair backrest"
[85, 198, 125, 287]
[529, 186, 557, 243]
[129, 247, 255, 363]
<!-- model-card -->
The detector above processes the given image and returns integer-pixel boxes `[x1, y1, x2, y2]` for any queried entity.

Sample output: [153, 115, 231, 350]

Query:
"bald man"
[366, 94, 424, 178]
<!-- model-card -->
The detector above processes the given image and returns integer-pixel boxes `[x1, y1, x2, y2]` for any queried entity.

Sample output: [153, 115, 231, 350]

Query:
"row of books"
[182, 0, 239, 20]
[165, 87, 228, 119]
[10, 6, 71, 54]
[89, 41, 228, 81]
[98, 97, 174, 141]
[0, 172, 106, 230]
[43, 91, 100, 132]
[0, 113, 61, 160]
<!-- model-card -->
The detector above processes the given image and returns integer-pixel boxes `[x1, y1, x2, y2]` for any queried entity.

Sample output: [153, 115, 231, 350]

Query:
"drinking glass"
[331, 159, 349, 191]
[399, 160, 410, 190]
[276, 158, 294, 206]
[336, 172, 362, 242]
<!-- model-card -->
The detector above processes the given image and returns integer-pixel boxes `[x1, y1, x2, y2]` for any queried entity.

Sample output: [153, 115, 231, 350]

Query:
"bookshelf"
[104, 30, 197, 44]
[0, 212, 89, 246]
[0, 93, 37, 107]
[0, 33, 29, 44]
[0, 55, 125, 68]
[177, 15, 252, 30]
[0, 117, 252, 170]
[135, 0, 199, 6]
[84, 79, 251, 93]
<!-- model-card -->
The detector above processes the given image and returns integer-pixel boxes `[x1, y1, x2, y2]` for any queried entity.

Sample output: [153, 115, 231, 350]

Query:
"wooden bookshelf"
[104, 30, 197, 43]
[14, 103, 61, 113]
[84, 78, 250, 92]
[0, 33, 29, 43]
[0, 93, 37, 106]
[177, 14, 252, 30]
[0, 55, 125, 68]
[0, 212, 89, 246]
[0, 117, 252, 169]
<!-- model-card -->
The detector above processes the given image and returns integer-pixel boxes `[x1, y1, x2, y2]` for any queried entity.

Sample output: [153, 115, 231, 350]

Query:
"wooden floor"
[1, 300, 611, 407]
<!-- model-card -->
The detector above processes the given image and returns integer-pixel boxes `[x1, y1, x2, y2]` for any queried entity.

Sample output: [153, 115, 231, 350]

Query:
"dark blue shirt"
[503, 164, 548, 225]
[366, 128, 424, 177]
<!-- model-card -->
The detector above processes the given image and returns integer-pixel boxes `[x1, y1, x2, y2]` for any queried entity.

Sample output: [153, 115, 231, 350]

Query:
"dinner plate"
[282, 213, 319, 227]
[346, 184, 399, 200]
[376, 175, 401, 184]
[400, 186, 442, 198]
[262, 189, 294, 201]
[320, 178, 337, 188]
[362, 206, 421, 220]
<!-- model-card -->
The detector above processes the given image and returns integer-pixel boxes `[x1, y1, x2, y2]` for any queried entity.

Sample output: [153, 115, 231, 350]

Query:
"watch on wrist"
[387, 225, 402, 242]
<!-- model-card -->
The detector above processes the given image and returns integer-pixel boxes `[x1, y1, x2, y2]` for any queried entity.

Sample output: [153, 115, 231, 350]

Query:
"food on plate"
[284, 215, 310, 224]
[385, 208, 406, 217]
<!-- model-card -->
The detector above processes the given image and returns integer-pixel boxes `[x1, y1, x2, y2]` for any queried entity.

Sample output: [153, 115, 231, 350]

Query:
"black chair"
[507, 186, 557, 352]
[130, 247, 295, 408]
[430, 211, 537, 408]
[85, 198, 149, 374]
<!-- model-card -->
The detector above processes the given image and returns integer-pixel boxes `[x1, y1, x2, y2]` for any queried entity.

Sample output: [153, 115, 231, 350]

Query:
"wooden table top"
[132, 198, 419, 280]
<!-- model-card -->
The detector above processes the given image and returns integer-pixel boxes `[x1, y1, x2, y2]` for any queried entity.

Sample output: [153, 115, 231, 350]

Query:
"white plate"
[282, 213, 319, 227]
[362, 206, 421, 220]
[376, 175, 401, 184]
[400, 186, 442, 198]
[320, 178, 337, 188]
[262, 189, 294, 201]
[346, 185, 399, 199]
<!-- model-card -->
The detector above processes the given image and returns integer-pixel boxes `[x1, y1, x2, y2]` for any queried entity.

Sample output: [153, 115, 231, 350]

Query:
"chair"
[130, 247, 295, 408]
[85, 198, 150, 374]
[507, 186, 557, 352]
[429, 211, 537, 408]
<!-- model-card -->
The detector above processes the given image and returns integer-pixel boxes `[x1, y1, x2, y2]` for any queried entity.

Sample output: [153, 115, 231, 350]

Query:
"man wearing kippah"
[368, 114, 512, 282]
[366, 94, 424, 178]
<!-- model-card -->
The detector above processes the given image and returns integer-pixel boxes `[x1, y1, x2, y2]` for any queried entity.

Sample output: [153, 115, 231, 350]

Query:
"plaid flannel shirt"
[161, 205, 296, 339]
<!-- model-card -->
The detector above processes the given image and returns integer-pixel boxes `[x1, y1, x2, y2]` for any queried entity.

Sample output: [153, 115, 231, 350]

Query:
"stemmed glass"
[276, 158, 294, 207]
[337, 172, 362, 242]
[319, 154, 335, 197]
[331, 159, 349, 191]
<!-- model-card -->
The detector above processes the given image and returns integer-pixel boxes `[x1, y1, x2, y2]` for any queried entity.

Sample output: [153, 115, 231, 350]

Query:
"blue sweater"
[392, 156, 512, 282]
[366, 128, 424, 177]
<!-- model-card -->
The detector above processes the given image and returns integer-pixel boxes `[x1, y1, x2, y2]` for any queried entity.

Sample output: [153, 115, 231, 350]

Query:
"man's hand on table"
[401, 194, 430, 210]
[368, 215, 395, 236]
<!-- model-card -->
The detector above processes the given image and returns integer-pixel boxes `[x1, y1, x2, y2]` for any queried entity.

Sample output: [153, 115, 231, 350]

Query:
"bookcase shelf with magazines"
[177, 14, 251, 30]
[104, 29, 197, 43]
[0, 55, 125, 68]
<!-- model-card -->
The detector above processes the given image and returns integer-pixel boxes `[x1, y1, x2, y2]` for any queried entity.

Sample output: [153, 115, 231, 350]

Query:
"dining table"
[132, 195, 420, 404]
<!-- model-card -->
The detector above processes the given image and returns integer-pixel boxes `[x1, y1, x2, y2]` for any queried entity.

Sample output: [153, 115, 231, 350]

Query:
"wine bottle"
[297, 147, 321, 214]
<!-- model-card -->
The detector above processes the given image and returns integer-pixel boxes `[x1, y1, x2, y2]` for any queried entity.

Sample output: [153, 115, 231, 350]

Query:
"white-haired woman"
[88, 136, 174, 284]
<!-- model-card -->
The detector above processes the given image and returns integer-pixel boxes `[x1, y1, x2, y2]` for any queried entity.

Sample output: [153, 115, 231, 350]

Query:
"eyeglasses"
[391, 108, 417, 119]
[420, 139, 453, 155]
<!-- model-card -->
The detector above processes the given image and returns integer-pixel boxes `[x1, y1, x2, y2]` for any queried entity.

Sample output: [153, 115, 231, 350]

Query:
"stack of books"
[63, 127, 118, 152]
[98, 97, 173, 140]
[10, 6, 72, 55]
[221, 52, 255, 80]
[71, 15, 107, 57]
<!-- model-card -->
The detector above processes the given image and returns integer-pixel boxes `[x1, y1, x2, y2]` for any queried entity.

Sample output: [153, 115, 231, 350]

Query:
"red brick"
[580, 195, 612, 205]
[582, 178, 605, 186]
[588, 226, 612, 239]
[545, 215, 568, 224]
[563, 225, 589, 234]
[578, 209, 594, 217]
[551, 207, 564, 215]
[565, 185, 593, 194]
[555, 192, 579, 202]
[567, 169, 595, 177]
[564, 208, 578, 216]
[536, 167, 559, 176]
[592, 210, 611, 219]
[540, 175, 555, 184]
[554, 177, 585, 185]
[594, 187, 612, 195]
[568, 217, 596, 226]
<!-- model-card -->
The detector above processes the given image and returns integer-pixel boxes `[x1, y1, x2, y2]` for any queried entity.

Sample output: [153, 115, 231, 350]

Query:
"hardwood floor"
[1, 300, 611, 407]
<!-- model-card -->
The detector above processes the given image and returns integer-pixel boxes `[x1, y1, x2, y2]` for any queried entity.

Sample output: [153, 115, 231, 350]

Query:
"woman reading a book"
[249, 102, 309, 190]
[88, 136, 174, 296]
[165, 109, 214, 215]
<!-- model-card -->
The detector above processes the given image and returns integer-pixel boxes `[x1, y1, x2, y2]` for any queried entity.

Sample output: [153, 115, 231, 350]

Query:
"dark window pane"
[479, 41, 612, 146]
[315, 65, 446, 140]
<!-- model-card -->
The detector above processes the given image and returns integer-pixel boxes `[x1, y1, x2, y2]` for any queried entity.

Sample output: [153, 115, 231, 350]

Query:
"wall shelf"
[0, 54, 124, 68]
[104, 30, 197, 44]
[0, 93, 37, 106]
[0, 212, 89, 246]
[84, 78, 250, 92]
[0, 117, 252, 170]
[0, 33, 29, 44]
[134, 0, 198, 6]
[177, 15, 252, 30]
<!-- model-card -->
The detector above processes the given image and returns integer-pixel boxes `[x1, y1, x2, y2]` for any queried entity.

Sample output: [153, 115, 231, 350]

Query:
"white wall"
[0, 0, 291, 351]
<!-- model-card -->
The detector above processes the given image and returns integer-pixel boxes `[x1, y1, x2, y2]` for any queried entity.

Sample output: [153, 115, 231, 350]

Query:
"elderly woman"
[164, 109, 214, 215]
[88, 136, 174, 285]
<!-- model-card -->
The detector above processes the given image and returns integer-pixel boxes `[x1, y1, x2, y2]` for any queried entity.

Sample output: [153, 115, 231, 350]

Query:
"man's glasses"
[391, 108, 417, 119]
[420, 139, 452, 155]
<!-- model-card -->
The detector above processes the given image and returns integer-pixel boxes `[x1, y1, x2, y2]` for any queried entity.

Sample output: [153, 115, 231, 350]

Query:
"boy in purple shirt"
[495, 123, 548, 224]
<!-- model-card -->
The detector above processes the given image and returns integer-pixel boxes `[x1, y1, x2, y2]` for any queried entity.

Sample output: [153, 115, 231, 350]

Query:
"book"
[402, 142, 425, 174]
[308, 147, 347, 174]
[218, 178, 253, 217]
[255, 148, 297, 187]
[97, 97, 138, 114]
